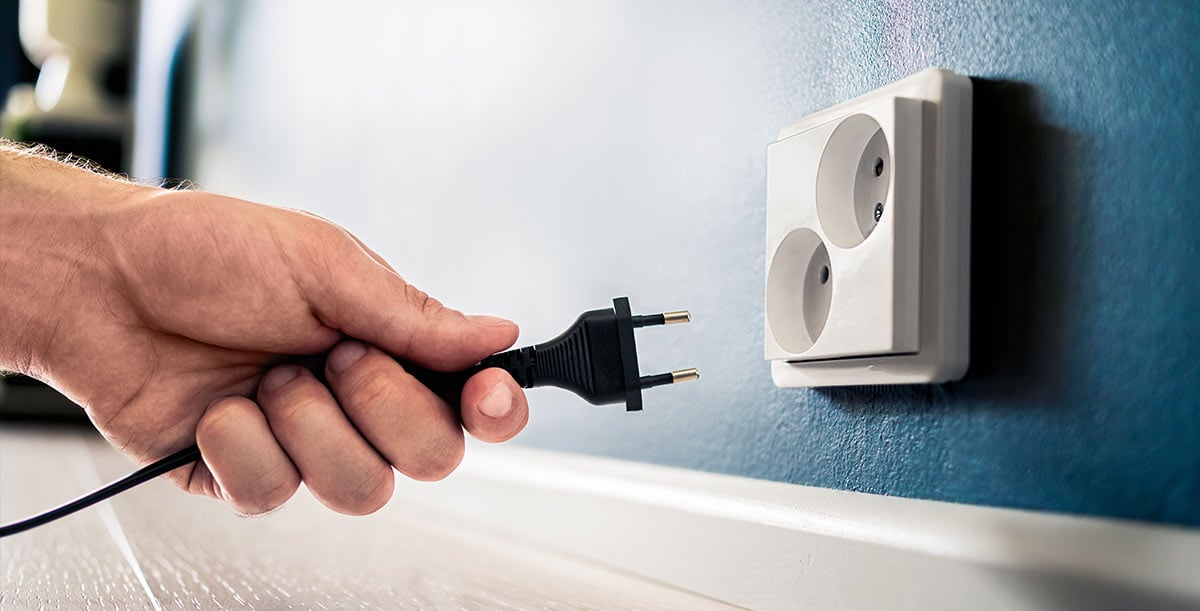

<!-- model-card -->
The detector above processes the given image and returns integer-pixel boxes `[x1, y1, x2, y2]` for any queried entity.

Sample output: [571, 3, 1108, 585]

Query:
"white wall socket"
[764, 68, 972, 387]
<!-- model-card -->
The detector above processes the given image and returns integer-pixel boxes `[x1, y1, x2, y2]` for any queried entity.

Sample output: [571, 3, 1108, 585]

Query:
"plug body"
[409, 297, 696, 411]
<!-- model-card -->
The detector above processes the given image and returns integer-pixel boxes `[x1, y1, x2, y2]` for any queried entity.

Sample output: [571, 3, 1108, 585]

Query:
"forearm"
[0, 142, 153, 376]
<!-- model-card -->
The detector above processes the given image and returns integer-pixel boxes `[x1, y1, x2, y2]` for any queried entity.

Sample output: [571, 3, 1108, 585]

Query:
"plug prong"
[662, 310, 691, 325]
[631, 314, 664, 328]
[638, 372, 673, 389]
[671, 368, 700, 383]
[639, 368, 700, 390]
[631, 310, 691, 328]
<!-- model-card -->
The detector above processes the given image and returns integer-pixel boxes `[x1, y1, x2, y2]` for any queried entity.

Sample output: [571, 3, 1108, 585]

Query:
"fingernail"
[468, 315, 513, 328]
[328, 341, 368, 373]
[479, 380, 514, 418]
[261, 366, 300, 393]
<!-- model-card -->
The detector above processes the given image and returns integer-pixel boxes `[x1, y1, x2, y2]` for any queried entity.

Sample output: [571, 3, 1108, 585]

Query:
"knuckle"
[180, 463, 215, 498]
[230, 495, 274, 517]
[404, 283, 444, 317]
[260, 470, 300, 509]
[407, 435, 465, 482]
[330, 467, 394, 515]
[342, 372, 396, 414]
[238, 477, 298, 516]
[264, 377, 326, 422]
[197, 398, 246, 442]
[273, 391, 318, 425]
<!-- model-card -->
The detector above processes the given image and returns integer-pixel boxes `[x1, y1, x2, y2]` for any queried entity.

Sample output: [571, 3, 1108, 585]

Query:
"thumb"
[304, 235, 518, 371]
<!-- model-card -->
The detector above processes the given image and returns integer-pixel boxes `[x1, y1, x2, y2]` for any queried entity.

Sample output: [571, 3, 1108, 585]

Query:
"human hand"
[0, 149, 529, 516]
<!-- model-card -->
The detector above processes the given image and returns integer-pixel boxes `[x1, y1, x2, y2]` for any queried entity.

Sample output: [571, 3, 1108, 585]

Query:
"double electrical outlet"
[764, 68, 972, 387]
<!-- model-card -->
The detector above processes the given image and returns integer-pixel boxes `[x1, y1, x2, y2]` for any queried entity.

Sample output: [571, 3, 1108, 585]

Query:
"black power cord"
[0, 297, 696, 538]
[0, 445, 202, 537]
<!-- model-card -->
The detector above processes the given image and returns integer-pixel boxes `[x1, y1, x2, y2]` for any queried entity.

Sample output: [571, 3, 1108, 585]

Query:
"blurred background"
[2, 0, 1197, 528]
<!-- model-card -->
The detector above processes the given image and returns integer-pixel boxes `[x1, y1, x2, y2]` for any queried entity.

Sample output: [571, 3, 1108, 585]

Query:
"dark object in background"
[4, 121, 125, 171]
[1, 0, 132, 170]
[0, 376, 89, 424]
[0, 3, 40, 98]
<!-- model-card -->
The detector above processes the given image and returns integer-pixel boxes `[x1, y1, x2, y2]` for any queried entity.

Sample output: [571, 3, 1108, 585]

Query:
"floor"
[0, 424, 733, 609]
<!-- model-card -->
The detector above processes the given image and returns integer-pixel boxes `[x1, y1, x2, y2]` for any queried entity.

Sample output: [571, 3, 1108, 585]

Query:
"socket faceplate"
[764, 68, 972, 386]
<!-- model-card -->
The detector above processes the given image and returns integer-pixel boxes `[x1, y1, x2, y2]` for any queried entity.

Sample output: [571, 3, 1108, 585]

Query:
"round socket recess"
[767, 228, 833, 354]
[815, 114, 891, 248]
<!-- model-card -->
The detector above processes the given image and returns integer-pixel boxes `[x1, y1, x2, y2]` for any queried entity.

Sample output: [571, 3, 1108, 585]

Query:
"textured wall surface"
[179, 0, 1200, 526]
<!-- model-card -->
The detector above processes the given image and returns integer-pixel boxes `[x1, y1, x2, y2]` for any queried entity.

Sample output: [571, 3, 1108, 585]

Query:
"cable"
[0, 444, 201, 537]
[0, 296, 696, 538]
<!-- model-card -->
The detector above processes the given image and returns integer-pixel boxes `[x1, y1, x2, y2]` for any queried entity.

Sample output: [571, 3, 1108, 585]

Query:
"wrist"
[0, 145, 155, 376]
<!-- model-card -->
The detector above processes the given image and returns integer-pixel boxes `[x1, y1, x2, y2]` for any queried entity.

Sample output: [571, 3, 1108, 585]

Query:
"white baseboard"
[393, 443, 1200, 611]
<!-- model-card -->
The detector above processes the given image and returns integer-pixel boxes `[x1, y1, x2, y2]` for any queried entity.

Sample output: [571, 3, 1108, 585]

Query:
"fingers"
[195, 396, 300, 515]
[197, 340, 527, 518]
[299, 225, 519, 370]
[325, 342, 465, 481]
[256, 364, 395, 515]
[460, 368, 529, 443]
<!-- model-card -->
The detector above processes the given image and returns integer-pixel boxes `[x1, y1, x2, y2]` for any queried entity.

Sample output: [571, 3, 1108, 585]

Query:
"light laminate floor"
[0, 424, 733, 609]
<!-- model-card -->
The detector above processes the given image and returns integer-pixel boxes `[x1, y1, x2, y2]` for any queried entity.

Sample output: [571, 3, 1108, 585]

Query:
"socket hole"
[767, 228, 832, 354]
[816, 114, 891, 248]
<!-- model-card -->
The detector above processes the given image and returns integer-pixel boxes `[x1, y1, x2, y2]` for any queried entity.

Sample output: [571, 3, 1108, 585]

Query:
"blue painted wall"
[181, 0, 1199, 526]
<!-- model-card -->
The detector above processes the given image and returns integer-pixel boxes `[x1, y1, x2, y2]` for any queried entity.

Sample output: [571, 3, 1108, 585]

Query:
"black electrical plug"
[409, 297, 698, 411]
